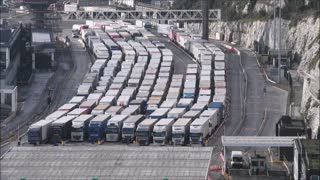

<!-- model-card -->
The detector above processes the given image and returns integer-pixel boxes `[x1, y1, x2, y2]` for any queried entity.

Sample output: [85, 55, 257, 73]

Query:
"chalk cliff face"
[185, 16, 320, 137]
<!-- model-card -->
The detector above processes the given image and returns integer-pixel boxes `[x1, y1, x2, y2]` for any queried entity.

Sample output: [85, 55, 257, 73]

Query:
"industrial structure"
[62, 9, 221, 21]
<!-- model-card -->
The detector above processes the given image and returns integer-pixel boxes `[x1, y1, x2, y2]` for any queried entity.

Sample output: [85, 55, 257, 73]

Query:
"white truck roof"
[72, 114, 94, 123]
[154, 118, 175, 126]
[168, 108, 186, 115]
[191, 118, 209, 126]
[160, 100, 177, 108]
[183, 110, 201, 118]
[105, 106, 123, 114]
[178, 98, 193, 105]
[52, 116, 76, 125]
[173, 118, 193, 126]
[87, 93, 103, 100]
[200, 109, 218, 117]
[46, 110, 68, 120]
[29, 119, 54, 129]
[69, 96, 85, 104]
[191, 103, 207, 111]
[108, 115, 129, 123]
[123, 115, 144, 124]
[80, 100, 96, 108]
[138, 119, 158, 127]
[58, 103, 77, 111]
[150, 108, 170, 117]
[121, 105, 140, 115]
[90, 114, 111, 122]
[67, 108, 88, 116]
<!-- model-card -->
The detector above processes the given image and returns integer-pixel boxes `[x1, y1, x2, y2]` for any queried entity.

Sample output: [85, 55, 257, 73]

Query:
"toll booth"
[221, 136, 306, 176]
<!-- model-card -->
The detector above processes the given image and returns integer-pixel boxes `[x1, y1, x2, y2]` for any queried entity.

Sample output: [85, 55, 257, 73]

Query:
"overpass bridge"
[62, 9, 221, 21]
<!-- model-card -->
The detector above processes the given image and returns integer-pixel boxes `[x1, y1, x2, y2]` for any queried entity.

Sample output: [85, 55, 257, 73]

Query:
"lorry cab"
[105, 115, 129, 142]
[231, 151, 245, 169]
[28, 119, 54, 145]
[172, 118, 193, 145]
[122, 115, 145, 143]
[88, 114, 111, 143]
[189, 118, 210, 145]
[51, 116, 76, 144]
[153, 118, 175, 145]
[136, 119, 158, 146]
[71, 115, 95, 142]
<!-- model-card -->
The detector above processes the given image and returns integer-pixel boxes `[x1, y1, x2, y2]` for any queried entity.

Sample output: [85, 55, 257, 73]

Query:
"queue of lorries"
[27, 20, 227, 147]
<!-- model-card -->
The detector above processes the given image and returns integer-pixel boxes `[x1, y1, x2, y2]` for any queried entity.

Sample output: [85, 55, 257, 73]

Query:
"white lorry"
[172, 118, 193, 145]
[121, 115, 145, 143]
[71, 115, 95, 142]
[105, 115, 128, 142]
[136, 119, 158, 146]
[200, 109, 219, 135]
[28, 119, 54, 145]
[152, 118, 175, 145]
[189, 118, 210, 145]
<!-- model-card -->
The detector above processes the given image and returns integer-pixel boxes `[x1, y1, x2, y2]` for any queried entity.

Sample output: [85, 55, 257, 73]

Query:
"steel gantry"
[62, 9, 221, 21]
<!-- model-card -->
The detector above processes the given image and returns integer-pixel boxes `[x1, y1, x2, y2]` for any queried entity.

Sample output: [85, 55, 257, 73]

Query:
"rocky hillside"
[183, 0, 320, 138]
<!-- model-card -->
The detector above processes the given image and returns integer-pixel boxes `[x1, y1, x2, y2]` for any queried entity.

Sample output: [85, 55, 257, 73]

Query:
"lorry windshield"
[136, 130, 149, 137]
[122, 128, 134, 134]
[153, 131, 165, 137]
[172, 133, 184, 138]
[52, 127, 62, 136]
[72, 127, 83, 132]
[89, 127, 100, 134]
[106, 127, 119, 134]
[28, 129, 40, 138]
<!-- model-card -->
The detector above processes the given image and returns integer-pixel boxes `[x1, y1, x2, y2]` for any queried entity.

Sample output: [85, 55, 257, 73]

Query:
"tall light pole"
[278, 0, 282, 83]
[201, 0, 209, 40]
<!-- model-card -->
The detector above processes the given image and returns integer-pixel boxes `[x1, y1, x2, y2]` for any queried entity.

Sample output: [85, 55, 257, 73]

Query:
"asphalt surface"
[237, 49, 288, 136]
[224, 52, 244, 136]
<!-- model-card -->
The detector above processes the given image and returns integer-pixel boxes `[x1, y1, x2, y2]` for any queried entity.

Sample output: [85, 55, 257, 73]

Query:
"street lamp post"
[278, 0, 282, 83]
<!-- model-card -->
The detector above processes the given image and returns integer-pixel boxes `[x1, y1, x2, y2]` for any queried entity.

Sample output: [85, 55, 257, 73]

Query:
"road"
[238, 49, 287, 136]
[0, 22, 91, 156]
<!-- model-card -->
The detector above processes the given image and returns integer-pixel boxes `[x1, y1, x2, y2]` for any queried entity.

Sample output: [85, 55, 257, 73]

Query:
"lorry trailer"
[153, 118, 175, 145]
[172, 118, 193, 145]
[121, 115, 145, 143]
[105, 115, 129, 142]
[28, 119, 54, 145]
[71, 115, 95, 142]
[189, 118, 210, 145]
[136, 119, 158, 146]
[88, 115, 111, 143]
[51, 116, 76, 144]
